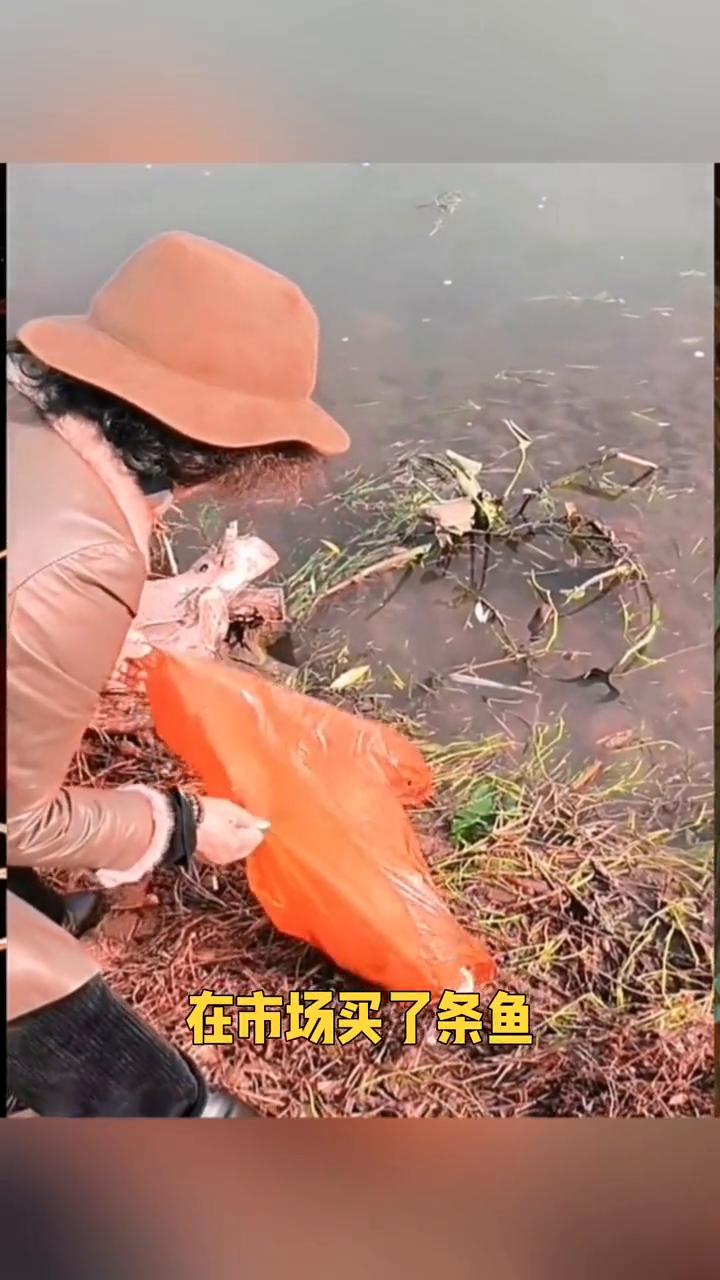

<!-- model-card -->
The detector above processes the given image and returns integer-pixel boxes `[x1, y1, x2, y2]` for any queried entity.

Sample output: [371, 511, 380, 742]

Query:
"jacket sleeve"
[8, 541, 174, 879]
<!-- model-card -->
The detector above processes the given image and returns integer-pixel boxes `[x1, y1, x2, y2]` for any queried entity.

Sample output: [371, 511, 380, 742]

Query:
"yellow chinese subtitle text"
[186, 988, 534, 1047]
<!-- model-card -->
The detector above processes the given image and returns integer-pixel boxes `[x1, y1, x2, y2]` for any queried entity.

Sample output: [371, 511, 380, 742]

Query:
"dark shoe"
[62, 891, 107, 938]
[197, 1089, 261, 1118]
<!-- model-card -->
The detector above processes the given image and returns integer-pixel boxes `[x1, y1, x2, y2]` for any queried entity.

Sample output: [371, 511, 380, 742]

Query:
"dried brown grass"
[66, 712, 712, 1118]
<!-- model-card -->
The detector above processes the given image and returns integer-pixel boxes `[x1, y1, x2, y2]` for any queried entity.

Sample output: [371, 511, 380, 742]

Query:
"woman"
[7, 230, 350, 1117]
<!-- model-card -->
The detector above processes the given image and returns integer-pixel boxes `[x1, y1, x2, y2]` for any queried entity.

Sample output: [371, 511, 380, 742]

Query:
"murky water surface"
[9, 164, 713, 761]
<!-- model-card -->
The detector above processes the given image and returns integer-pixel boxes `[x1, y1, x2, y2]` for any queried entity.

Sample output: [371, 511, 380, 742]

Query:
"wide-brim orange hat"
[18, 231, 350, 456]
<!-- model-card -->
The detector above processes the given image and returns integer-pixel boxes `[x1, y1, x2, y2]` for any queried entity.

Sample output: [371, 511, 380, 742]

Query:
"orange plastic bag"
[146, 650, 495, 996]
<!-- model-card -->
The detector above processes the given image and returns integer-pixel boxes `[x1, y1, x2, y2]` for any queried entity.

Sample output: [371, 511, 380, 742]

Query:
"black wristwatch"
[163, 790, 203, 869]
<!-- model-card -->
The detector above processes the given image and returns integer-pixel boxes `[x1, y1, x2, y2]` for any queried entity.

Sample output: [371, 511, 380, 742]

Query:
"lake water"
[8, 164, 714, 762]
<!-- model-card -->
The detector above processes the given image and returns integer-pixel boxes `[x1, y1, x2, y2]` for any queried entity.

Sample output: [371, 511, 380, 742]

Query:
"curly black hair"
[7, 340, 315, 495]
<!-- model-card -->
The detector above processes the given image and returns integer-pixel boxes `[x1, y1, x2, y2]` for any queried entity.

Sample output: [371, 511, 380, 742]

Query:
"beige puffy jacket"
[7, 386, 173, 1021]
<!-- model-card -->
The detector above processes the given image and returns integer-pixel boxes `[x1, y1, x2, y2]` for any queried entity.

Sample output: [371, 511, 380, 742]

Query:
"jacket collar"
[51, 413, 154, 564]
[7, 367, 155, 564]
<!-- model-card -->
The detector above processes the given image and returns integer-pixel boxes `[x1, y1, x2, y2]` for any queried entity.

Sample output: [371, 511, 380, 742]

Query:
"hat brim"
[18, 315, 351, 457]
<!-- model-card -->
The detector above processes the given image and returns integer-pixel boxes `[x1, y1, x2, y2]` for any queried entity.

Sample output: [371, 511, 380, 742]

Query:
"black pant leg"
[7, 975, 205, 1118]
[7, 867, 67, 926]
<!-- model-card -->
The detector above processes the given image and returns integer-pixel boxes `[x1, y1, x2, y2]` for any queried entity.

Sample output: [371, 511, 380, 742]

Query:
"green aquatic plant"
[450, 783, 501, 848]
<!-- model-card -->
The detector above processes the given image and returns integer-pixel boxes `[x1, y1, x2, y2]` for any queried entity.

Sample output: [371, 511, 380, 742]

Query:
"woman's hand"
[107, 630, 153, 694]
[195, 797, 270, 866]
